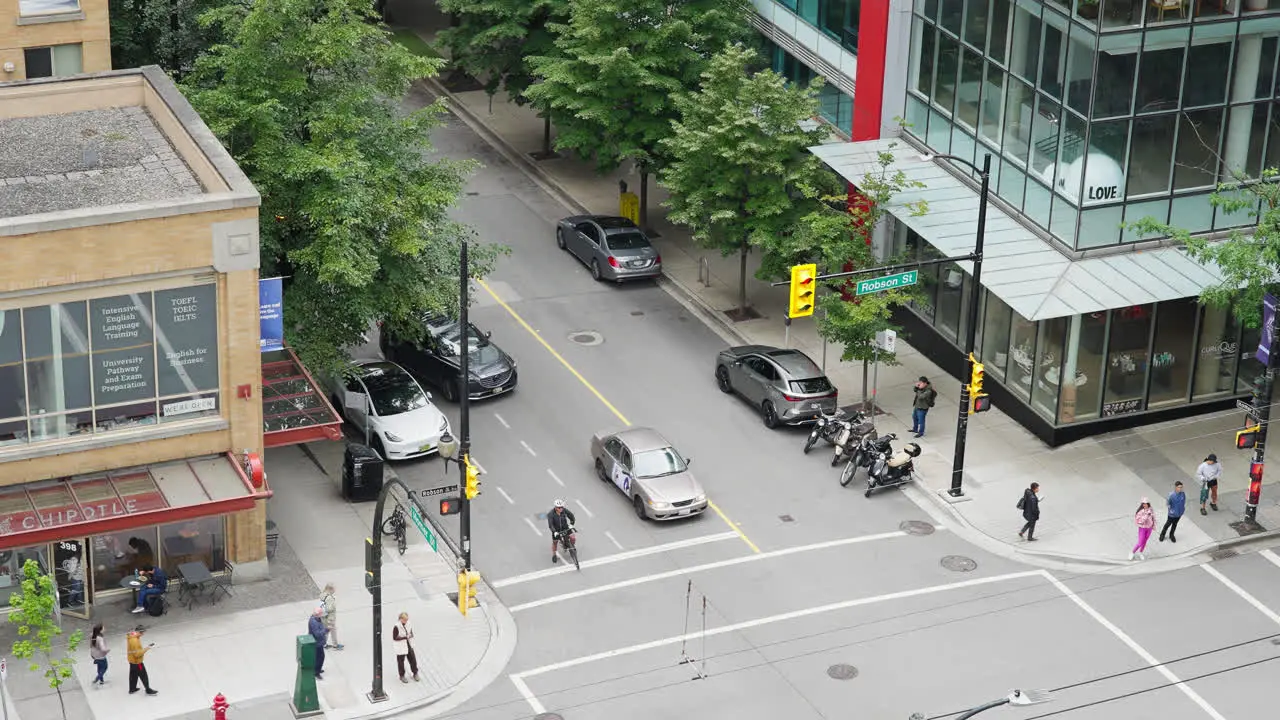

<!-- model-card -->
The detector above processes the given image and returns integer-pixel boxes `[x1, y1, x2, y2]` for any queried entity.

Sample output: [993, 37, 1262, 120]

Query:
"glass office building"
[813, 0, 1280, 444]
[751, 0, 861, 136]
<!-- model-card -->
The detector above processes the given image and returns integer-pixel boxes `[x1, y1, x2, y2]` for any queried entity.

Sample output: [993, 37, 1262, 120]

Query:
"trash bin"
[342, 443, 384, 502]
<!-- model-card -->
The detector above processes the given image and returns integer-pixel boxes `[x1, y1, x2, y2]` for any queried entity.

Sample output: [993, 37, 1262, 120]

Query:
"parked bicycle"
[383, 505, 408, 556]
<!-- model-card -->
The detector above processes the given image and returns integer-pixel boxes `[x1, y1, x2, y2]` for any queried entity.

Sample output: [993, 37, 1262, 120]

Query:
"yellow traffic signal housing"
[457, 570, 481, 615]
[789, 264, 817, 318]
[1237, 426, 1260, 450]
[969, 353, 990, 414]
[464, 457, 482, 500]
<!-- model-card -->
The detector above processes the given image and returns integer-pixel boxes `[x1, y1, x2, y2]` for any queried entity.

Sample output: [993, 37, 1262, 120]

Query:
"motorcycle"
[803, 409, 849, 454]
[864, 438, 922, 497]
[839, 431, 895, 486]
[831, 414, 876, 467]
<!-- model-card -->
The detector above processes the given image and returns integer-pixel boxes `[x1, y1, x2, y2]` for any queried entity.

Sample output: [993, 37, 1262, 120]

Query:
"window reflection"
[160, 517, 226, 574]
[1149, 299, 1199, 407]
[980, 293, 1013, 379]
[1031, 318, 1067, 419]
[1193, 304, 1240, 399]
[0, 546, 48, 608]
[1102, 305, 1153, 414]
[1009, 312, 1038, 398]
[91, 529, 157, 593]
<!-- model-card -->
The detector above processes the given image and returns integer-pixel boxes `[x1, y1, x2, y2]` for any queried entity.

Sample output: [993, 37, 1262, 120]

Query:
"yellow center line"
[476, 278, 760, 554]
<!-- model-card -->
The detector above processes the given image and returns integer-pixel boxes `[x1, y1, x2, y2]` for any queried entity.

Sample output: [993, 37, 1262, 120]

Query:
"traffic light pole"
[1246, 305, 1280, 522]
[458, 240, 473, 571]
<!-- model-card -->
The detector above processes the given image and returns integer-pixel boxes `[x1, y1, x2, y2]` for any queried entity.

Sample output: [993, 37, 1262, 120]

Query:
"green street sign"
[408, 505, 438, 552]
[856, 270, 919, 296]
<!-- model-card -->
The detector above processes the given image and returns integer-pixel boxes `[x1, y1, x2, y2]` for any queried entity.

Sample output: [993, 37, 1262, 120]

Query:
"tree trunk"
[543, 115, 552, 157]
[862, 358, 870, 411]
[639, 169, 650, 232]
[738, 236, 749, 317]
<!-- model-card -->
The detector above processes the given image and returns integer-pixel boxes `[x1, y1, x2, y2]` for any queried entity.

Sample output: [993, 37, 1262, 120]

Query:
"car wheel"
[371, 436, 386, 459]
[595, 458, 608, 481]
[715, 365, 733, 394]
[633, 494, 647, 520]
[556, 227, 567, 250]
[762, 401, 780, 429]
[441, 380, 459, 403]
[591, 259, 602, 281]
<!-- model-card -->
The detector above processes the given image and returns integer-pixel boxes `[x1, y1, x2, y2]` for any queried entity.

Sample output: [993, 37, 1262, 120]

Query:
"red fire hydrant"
[211, 693, 230, 720]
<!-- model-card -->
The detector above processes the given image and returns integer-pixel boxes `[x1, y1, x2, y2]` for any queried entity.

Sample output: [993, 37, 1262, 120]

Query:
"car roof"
[591, 215, 639, 230]
[353, 360, 411, 380]
[615, 427, 672, 452]
[764, 349, 824, 378]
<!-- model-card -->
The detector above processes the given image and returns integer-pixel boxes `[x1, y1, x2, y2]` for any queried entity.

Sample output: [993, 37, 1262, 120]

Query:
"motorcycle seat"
[887, 452, 913, 468]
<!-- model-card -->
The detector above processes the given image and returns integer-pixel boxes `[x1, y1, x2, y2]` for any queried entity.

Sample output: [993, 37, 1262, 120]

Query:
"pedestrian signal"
[1237, 426, 1260, 450]
[439, 497, 461, 515]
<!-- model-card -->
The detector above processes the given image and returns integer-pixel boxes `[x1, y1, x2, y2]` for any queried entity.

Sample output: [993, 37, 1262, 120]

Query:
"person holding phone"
[126, 626, 158, 695]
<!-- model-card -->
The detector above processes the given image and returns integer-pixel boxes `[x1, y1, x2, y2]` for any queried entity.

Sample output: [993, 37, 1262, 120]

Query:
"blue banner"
[259, 277, 284, 353]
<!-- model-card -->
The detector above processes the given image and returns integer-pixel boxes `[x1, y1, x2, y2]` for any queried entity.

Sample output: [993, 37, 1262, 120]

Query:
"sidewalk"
[396, 7, 1280, 573]
[0, 441, 513, 720]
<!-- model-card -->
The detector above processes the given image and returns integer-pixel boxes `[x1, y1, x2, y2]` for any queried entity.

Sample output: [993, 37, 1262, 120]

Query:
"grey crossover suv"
[715, 346, 838, 428]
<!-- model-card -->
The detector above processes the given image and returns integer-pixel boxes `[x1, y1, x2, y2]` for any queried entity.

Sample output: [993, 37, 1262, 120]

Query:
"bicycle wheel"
[569, 545, 580, 571]
[397, 529, 407, 556]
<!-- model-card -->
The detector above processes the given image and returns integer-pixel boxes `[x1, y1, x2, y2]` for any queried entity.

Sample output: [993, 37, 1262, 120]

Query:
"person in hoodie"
[89, 622, 109, 686]
[126, 625, 157, 695]
[1131, 498, 1156, 561]
[1018, 482, 1041, 541]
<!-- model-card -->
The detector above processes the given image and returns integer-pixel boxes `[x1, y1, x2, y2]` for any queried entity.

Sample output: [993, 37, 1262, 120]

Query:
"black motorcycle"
[804, 409, 849, 454]
[839, 432, 894, 486]
[831, 415, 875, 467]
[865, 439, 922, 497]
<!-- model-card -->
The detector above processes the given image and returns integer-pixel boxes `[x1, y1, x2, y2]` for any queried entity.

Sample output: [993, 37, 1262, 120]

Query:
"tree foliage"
[436, 0, 567, 103]
[660, 44, 828, 315]
[9, 560, 82, 720]
[526, 0, 749, 226]
[109, 0, 234, 77]
[182, 0, 495, 371]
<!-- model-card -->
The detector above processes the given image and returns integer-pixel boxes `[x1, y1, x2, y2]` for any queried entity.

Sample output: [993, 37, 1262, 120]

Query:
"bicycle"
[383, 505, 408, 556]
[554, 526, 580, 570]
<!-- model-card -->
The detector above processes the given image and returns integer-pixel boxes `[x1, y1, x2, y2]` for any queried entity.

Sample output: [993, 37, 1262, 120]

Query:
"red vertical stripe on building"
[851, 0, 891, 142]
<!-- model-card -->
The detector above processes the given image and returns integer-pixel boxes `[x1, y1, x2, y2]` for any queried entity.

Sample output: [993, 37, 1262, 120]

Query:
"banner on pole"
[259, 277, 285, 353]
[1258, 293, 1277, 367]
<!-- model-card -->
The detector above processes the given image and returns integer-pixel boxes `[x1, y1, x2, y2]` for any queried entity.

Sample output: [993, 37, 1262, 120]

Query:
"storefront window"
[980, 293, 1013, 378]
[936, 264, 965, 342]
[24, 303, 92, 441]
[1148, 298, 1199, 407]
[1031, 318, 1067, 419]
[0, 546, 48, 608]
[1058, 312, 1106, 422]
[91, 528, 157, 595]
[1008, 311, 1038, 398]
[1237, 324, 1266, 396]
[1103, 305, 1153, 415]
[1193, 304, 1241, 400]
[160, 516, 226, 574]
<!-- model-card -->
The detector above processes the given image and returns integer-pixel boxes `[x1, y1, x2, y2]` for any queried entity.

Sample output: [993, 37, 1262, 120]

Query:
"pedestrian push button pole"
[456, 570, 481, 616]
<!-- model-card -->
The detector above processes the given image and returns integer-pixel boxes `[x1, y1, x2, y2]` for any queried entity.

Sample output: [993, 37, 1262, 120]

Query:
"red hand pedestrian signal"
[439, 497, 461, 515]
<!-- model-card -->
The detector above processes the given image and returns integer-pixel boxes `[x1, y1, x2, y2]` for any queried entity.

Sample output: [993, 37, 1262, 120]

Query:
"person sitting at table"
[124, 536, 154, 567]
[131, 564, 167, 614]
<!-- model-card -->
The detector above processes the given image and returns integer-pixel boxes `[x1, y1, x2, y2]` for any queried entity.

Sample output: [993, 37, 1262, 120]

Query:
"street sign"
[856, 270, 918, 296]
[408, 505, 438, 553]
[419, 484, 459, 498]
[1239, 400, 1254, 412]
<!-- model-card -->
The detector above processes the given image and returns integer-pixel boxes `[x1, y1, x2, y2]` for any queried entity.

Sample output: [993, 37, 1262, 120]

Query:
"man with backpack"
[1017, 482, 1041, 541]
[910, 376, 937, 438]
[132, 565, 167, 615]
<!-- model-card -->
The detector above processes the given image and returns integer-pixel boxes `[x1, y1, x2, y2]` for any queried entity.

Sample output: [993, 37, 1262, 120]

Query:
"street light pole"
[458, 240, 473, 571]
[925, 152, 992, 498]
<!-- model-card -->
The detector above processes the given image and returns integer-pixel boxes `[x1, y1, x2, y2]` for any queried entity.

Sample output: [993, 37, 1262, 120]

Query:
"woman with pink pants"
[1131, 498, 1155, 561]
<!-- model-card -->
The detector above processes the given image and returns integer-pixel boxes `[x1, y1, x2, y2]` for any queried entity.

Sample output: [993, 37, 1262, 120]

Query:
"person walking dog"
[1131, 498, 1156, 561]
[1159, 481, 1186, 543]
[1197, 453, 1221, 515]
[1017, 482, 1041, 541]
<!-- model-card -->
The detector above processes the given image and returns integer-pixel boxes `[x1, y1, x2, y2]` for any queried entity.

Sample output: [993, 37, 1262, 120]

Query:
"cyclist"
[547, 499, 577, 564]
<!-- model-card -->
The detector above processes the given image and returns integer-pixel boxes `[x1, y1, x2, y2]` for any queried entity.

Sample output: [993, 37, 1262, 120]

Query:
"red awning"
[262, 347, 343, 448]
[0, 453, 271, 550]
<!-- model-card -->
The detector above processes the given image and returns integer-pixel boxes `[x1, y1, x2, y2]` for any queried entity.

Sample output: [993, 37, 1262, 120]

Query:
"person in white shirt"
[392, 612, 419, 683]
[1197, 453, 1222, 515]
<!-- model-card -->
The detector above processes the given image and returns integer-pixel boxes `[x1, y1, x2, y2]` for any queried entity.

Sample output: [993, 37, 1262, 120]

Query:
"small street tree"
[109, 0, 233, 77]
[183, 0, 495, 371]
[661, 44, 828, 318]
[526, 0, 749, 229]
[9, 559, 82, 720]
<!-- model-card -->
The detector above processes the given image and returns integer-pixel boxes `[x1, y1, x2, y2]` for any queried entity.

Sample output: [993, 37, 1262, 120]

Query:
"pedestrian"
[392, 611, 420, 683]
[126, 625, 157, 695]
[1197, 453, 1221, 515]
[1131, 498, 1156, 561]
[308, 607, 327, 680]
[910, 376, 937, 438]
[89, 622, 109, 686]
[1159, 481, 1186, 543]
[1017, 482, 1040, 541]
[131, 564, 167, 614]
[321, 583, 344, 650]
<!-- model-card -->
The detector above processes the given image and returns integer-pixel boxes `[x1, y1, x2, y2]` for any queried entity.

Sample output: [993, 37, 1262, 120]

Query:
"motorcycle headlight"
[384, 431, 403, 443]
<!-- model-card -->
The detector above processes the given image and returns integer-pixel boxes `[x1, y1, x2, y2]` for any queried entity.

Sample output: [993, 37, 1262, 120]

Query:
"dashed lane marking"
[492, 531, 740, 588]
[494, 412, 510, 429]
[521, 440, 537, 457]
[547, 469, 566, 487]
[497, 486, 515, 505]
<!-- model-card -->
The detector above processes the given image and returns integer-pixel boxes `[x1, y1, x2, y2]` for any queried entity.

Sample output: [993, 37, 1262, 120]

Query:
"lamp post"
[438, 240, 473, 571]
[921, 152, 992, 498]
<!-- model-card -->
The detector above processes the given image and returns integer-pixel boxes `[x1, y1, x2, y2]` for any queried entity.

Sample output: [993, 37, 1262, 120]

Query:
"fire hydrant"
[211, 693, 230, 720]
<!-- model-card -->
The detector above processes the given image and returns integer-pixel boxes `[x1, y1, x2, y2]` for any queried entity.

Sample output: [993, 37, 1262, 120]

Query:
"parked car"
[380, 315, 517, 402]
[590, 427, 708, 521]
[325, 360, 451, 461]
[555, 215, 662, 282]
[714, 346, 838, 428]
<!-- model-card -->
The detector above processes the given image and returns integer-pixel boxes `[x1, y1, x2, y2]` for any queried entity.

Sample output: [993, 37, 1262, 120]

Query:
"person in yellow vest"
[126, 626, 158, 696]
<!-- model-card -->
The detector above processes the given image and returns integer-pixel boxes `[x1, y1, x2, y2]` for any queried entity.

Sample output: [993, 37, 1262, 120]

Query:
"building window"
[1031, 318, 1067, 420]
[819, 0, 860, 54]
[1008, 311, 1038, 399]
[1062, 312, 1107, 422]
[936, 264, 965, 342]
[0, 284, 220, 448]
[22, 44, 82, 79]
[160, 516, 227, 574]
[1148, 298, 1198, 407]
[1102, 305, 1153, 415]
[0, 547, 48, 608]
[17, 0, 79, 15]
[979, 292, 1013, 379]
[1192, 304, 1240, 400]
[90, 529, 158, 596]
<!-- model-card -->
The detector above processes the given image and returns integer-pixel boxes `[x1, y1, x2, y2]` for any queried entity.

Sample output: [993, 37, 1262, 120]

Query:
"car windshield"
[606, 232, 650, 251]
[362, 371, 429, 417]
[631, 447, 687, 478]
[438, 323, 503, 365]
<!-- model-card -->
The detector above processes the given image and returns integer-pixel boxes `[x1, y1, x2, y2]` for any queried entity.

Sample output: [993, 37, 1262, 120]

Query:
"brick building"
[1, 0, 111, 81]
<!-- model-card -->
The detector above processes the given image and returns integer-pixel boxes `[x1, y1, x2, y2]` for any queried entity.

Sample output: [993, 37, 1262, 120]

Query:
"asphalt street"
[355, 95, 1280, 720]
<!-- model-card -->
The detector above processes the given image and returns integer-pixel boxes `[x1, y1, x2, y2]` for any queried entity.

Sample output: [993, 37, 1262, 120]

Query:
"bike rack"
[698, 256, 711, 287]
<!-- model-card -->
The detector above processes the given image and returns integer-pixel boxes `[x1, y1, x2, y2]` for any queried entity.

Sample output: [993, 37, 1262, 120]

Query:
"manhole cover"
[779, 514, 795, 523]
[568, 331, 603, 346]
[534, 714, 564, 720]
[827, 664, 858, 680]
[1210, 548, 1239, 561]
[899, 520, 935, 536]
[941, 555, 977, 572]
[631, 310, 644, 316]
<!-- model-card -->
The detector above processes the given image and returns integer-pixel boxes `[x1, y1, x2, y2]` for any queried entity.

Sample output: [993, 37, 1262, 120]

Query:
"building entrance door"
[53, 538, 91, 619]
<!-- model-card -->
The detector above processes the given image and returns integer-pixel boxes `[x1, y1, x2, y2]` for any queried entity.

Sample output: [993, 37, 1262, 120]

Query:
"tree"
[109, 0, 234, 77]
[9, 559, 82, 720]
[526, 0, 749, 229]
[660, 44, 828, 318]
[772, 139, 928, 408]
[182, 0, 496, 371]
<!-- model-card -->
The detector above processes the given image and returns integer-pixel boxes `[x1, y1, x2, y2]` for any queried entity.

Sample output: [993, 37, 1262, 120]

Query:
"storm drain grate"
[899, 520, 936, 536]
[568, 331, 603, 346]
[941, 555, 977, 572]
[827, 664, 859, 680]
[1209, 548, 1239, 561]
[779, 515, 795, 523]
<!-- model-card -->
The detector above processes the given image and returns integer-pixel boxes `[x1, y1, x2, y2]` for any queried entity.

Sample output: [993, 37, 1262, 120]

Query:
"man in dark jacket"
[910, 377, 936, 438]
[1018, 482, 1040, 541]
[308, 607, 328, 680]
[132, 565, 167, 614]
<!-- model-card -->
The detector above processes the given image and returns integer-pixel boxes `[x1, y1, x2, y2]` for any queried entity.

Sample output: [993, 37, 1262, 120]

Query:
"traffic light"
[439, 496, 461, 515]
[788, 264, 817, 318]
[1237, 426, 1260, 450]
[1249, 462, 1264, 506]
[968, 353, 990, 413]
[456, 570, 481, 615]
[1250, 375, 1267, 409]
[464, 457, 482, 500]
[364, 537, 376, 594]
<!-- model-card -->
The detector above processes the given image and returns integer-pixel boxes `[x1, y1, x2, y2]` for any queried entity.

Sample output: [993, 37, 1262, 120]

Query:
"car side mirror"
[485, 330, 492, 339]
[685, 458, 693, 467]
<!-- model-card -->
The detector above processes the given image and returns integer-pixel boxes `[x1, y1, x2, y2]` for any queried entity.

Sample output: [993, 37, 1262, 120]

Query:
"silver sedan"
[555, 215, 662, 282]
[590, 427, 708, 520]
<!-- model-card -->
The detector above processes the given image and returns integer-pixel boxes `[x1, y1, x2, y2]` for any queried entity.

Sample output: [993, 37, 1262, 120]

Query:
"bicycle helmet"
[554, 499, 565, 508]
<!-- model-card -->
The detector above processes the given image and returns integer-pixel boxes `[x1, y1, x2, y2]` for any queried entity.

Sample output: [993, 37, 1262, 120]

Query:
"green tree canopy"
[110, 0, 234, 77]
[436, 0, 567, 103]
[660, 44, 828, 316]
[182, 0, 495, 370]
[526, 0, 749, 228]
[9, 559, 82, 720]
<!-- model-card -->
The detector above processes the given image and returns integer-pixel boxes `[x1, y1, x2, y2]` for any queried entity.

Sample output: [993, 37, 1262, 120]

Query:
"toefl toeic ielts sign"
[856, 270, 919, 296]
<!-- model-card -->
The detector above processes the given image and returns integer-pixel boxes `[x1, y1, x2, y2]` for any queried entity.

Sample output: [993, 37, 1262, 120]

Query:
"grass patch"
[390, 28, 443, 59]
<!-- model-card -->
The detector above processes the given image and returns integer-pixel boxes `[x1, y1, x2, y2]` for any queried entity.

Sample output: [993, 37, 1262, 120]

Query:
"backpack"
[145, 593, 166, 617]
[1016, 494, 1025, 510]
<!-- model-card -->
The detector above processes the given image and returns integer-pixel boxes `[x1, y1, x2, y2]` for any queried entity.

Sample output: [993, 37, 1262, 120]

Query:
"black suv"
[380, 314, 518, 402]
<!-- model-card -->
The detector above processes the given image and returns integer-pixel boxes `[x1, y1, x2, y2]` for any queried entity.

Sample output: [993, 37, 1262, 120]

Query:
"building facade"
[813, 0, 1280, 444]
[1, 0, 111, 81]
[0, 67, 268, 617]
